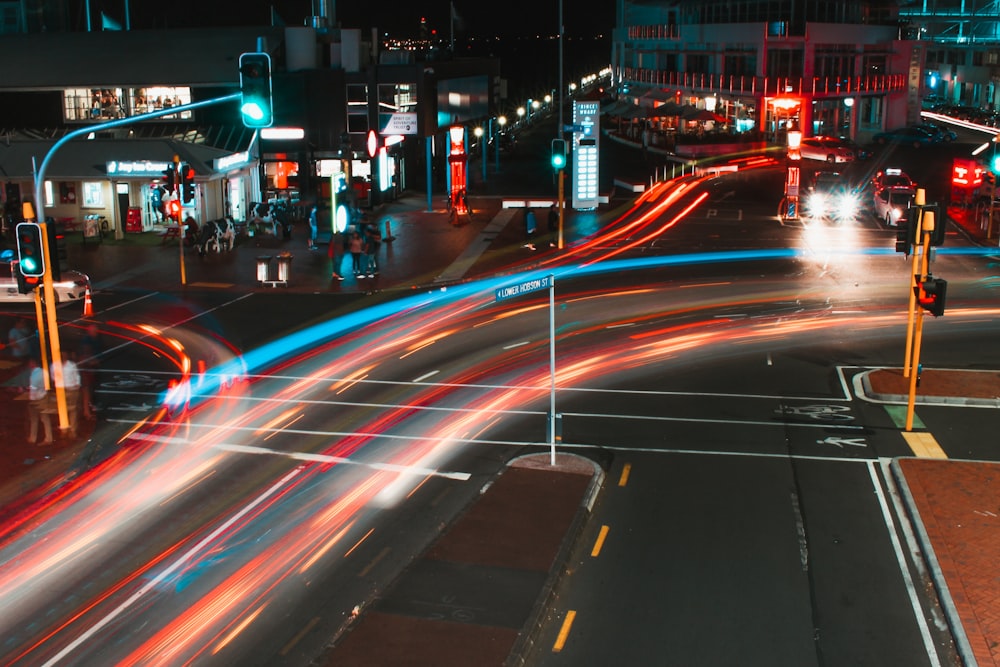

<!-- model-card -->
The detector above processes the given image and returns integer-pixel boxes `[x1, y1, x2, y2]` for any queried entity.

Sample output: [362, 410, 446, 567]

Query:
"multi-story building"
[0, 2, 499, 235]
[610, 0, 930, 140]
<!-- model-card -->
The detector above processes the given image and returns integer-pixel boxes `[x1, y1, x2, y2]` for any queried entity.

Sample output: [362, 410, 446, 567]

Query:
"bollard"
[383, 218, 395, 242]
[255, 256, 272, 284]
[275, 252, 293, 285]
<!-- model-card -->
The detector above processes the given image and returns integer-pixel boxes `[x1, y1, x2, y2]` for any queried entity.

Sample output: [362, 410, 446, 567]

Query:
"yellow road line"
[618, 463, 631, 487]
[591, 525, 610, 557]
[902, 431, 948, 459]
[552, 610, 577, 652]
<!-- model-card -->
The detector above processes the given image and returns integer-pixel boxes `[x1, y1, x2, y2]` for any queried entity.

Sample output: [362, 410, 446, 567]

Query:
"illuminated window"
[347, 84, 369, 134]
[81, 182, 103, 208]
[62, 86, 193, 122]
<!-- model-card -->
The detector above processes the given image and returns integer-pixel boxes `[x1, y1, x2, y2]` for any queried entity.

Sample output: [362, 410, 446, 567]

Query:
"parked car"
[916, 121, 957, 142]
[798, 136, 856, 163]
[0, 250, 90, 304]
[836, 136, 872, 161]
[873, 187, 916, 227]
[871, 168, 916, 193]
[872, 126, 939, 147]
[805, 171, 862, 222]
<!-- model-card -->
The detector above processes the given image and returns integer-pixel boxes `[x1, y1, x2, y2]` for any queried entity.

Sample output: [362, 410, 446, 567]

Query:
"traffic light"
[551, 138, 567, 170]
[915, 275, 948, 317]
[239, 52, 273, 128]
[167, 199, 181, 222]
[180, 163, 195, 203]
[895, 210, 918, 254]
[15, 222, 45, 278]
[163, 163, 176, 195]
[46, 220, 63, 282]
[924, 205, 946, 247]
[992, 152, 1000, 174]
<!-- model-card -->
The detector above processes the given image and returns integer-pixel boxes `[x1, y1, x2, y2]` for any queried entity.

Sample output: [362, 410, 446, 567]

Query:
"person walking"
[548, 204, 559, 233]
[25, 357, 53, 445]
[347, 231, 365, 277]
[7, 318, 32, 362]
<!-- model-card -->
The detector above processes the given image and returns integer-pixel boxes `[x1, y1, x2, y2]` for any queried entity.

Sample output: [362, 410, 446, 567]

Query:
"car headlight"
[807, 193, 829, 216]
[833, 193, 859, 221]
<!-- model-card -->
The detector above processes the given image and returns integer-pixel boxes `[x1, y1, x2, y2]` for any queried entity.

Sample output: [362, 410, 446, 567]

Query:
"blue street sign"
[563, 124, 585, 133]
[495, 275, 552, 302]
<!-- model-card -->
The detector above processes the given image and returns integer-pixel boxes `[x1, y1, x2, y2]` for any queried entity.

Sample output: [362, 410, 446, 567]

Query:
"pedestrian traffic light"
[915, 275, 947, 317]
[180, 163, 195, 203]
[15, 222, 45, 278]
[167, 199, 181, 222]
[239, 52, 273, 128]
[922, 205, 946, 247]
[551, 138, 567, 170]
[992, 153, 1000, 174]
[163, 163, 176, 194]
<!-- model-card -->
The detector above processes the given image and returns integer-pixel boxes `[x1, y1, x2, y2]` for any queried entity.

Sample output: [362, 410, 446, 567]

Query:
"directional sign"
[563, 124, 585, 133]
[495, 275, 553, 302]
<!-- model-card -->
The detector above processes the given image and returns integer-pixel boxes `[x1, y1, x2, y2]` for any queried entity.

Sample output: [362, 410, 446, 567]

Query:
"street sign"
[495, 275, 552, 302]
[563, 124, 585, 133]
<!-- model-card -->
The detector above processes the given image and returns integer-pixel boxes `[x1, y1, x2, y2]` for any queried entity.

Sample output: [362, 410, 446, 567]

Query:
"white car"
[0, 252, 91, 303]
[798, 136, 856, 163]
[873, 187, 916, 227]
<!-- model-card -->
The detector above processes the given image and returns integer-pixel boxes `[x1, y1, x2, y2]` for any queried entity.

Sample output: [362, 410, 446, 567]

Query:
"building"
[610, 0, 932, 141]
[0, 4, 499, 236]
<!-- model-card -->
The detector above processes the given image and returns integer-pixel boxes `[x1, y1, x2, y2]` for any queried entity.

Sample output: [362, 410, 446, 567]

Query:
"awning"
[0, 138, 232, 181]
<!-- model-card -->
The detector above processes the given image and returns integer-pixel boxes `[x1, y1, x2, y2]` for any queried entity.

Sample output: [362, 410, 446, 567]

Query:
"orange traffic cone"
[83, 285, 93, 317]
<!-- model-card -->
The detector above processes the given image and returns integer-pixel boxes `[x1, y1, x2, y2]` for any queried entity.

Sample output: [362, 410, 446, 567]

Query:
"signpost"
[495, 274, 558, 464]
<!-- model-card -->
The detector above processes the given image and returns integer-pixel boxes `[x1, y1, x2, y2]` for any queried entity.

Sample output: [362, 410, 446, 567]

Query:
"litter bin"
[275, 252, 293, 284]
[256, 256, 272, 284]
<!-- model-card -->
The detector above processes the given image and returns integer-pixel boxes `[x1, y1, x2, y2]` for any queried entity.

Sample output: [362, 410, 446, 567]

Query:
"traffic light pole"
[174, 154, 187, 286]
[903, 190, 926, 378]
[29, 94, 241, 429]
[905, 219, 933, 432]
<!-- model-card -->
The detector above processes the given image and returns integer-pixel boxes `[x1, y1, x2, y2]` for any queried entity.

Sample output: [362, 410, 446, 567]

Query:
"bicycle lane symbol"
[775, 404, 869, 449]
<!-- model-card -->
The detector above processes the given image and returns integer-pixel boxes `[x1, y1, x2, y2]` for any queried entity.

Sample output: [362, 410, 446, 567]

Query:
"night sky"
[104, 0, 613, 39]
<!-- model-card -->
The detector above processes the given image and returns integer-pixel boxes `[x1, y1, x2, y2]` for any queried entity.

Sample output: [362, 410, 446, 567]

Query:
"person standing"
[365, 223, 382, 278]
[78, 323, 102, 419]
[347, 231, 365, 277]
[52, 352, 81, 437]
[25, 357, 53, 445]
[328, 227, 345, 280]
[7, 318, 32, 362]
[308, 206, 319, 250]
[547, 204, 559, 233]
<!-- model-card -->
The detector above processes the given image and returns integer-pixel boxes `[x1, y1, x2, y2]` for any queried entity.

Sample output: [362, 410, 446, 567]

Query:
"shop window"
[81, 182, 103, 208]
[62, 86, 192, 122]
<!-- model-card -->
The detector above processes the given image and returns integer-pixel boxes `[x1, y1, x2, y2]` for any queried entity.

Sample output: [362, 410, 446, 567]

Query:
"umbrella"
[647, 102, 684, 117]
[641, 88, 674, 103]
[683, 107, 726, 122]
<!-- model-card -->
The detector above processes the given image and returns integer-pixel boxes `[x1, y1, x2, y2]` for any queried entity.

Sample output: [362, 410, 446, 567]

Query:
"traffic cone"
[82, 285, 93, 317]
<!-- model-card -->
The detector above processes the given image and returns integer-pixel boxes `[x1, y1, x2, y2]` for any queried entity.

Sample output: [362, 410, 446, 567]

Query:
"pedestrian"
[328, 228, 345, 280]
[25, 357, 53, 445]
[78, 323, 102, 419]
[308, 206, 319, 250]
[348, 231, 365, 276]
[7, 318, 32, 362]
[52, 351, 81, 437]
[548, 204, 559, 233]
[365, 223, 382, 278]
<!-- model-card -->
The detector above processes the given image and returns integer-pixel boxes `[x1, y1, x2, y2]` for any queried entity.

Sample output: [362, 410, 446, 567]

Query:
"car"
[871, 168, 916, 192]
[916, 121, 957, 142]
[872, 126, 940, 147]
[873, 187, 916, 227]
[0, 250, 91, 304]
[798, 135, 856, 163]
[805, 171, 862, 222]
[836, 136, 872, 161]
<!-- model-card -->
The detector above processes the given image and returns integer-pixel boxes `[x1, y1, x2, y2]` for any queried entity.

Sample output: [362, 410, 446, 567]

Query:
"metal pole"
[549, 273, 557, 464]
[558, 0, 564, 138]
[482, 125, 488, 184]
[903, 190, 926, 377]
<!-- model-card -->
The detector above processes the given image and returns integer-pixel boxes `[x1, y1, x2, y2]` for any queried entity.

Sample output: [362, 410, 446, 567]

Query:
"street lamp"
[474, 126, 486, 183]
[496, 115, 507, 171]
[516, 106, 525, 127]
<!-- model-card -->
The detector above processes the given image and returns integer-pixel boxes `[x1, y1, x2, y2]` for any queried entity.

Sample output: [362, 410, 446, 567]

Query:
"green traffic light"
[241, 101, 267, 122]
[992, 154, 1000, 174]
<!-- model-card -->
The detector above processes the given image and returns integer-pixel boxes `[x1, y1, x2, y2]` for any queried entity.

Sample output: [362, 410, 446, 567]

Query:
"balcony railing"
[621, 68, 907, 97]
[627, 25, 680, 40]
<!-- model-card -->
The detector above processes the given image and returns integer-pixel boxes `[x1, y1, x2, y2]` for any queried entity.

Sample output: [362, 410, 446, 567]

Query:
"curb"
[888, 459, 977, 667]
[505, 452, 605, 667]
[857, 369, 1000, 407]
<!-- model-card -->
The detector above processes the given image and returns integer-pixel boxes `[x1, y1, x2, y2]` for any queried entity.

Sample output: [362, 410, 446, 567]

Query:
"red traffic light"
[915, 276, 947, 317]
[167, 200, 181, 221]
